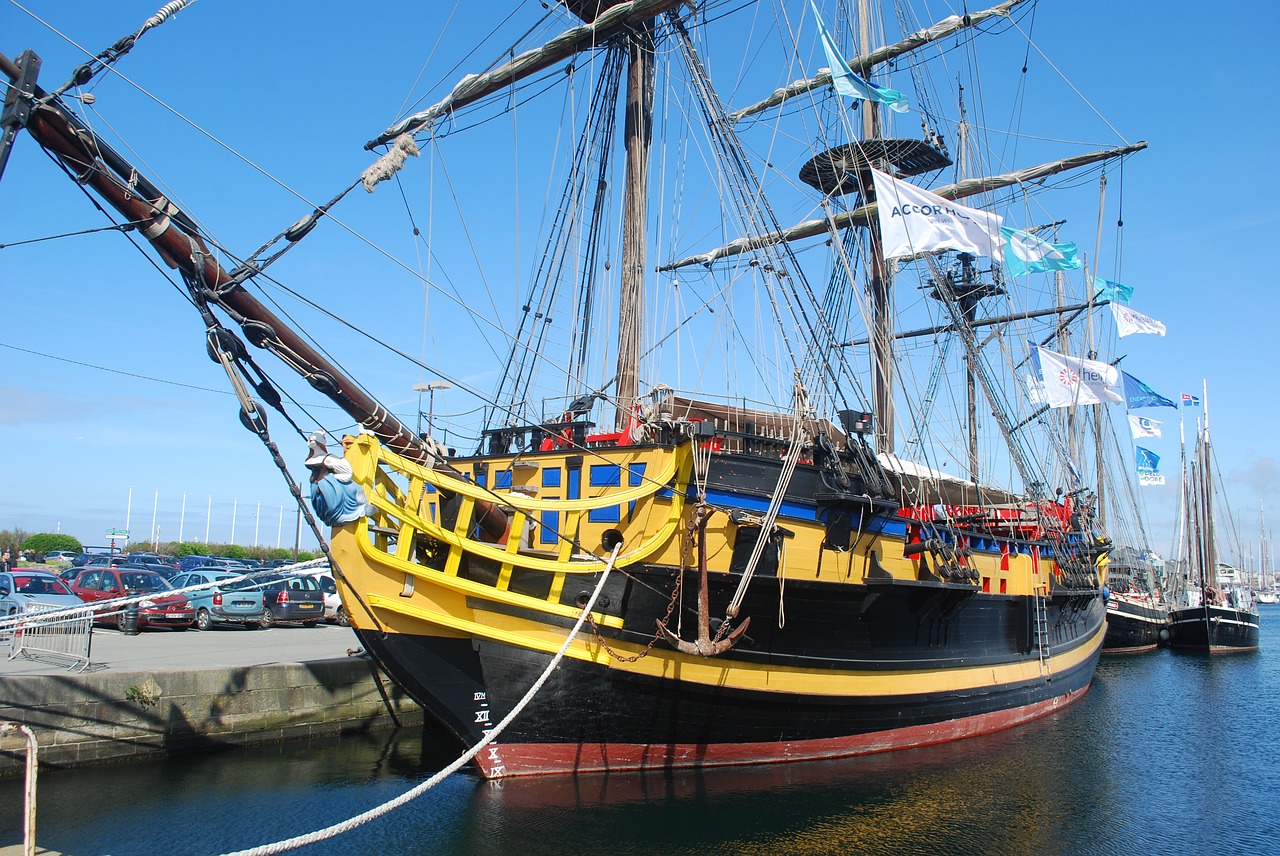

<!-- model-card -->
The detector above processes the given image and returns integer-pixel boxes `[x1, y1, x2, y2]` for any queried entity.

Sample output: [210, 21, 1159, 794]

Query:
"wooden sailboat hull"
[1102, 593, 1169, 653]
[353, 583, 1104, 777]
[1167, 604, 1260, 653]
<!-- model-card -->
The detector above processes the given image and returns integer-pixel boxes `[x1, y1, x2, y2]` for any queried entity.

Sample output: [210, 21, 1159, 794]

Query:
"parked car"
[313, 574, 349, 626]
[0, 571, 84, 620]
[256, 574, 325, 627]
[170, 569, 268, 631]
[44, 550, 79, 564]
[70, 568, 195, 631]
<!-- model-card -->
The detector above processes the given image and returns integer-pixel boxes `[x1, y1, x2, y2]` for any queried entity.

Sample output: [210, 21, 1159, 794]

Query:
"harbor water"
[4, 606, 1278, 855]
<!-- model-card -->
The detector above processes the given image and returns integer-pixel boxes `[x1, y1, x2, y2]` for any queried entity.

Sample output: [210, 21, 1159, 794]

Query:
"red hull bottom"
[482, 685, 1091, 778]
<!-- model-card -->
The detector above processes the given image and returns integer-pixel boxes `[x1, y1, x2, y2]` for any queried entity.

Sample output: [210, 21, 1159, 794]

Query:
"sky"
[2, 0, 1278, 563]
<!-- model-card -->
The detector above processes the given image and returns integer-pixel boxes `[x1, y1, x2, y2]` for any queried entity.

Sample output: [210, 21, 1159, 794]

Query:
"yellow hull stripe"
[365, 590, 1104, 699]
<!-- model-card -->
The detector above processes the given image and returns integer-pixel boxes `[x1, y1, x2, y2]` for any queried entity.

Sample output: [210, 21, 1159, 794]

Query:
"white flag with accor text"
[872, 169, 1004, 261]
[1032, 346, 1124, 408]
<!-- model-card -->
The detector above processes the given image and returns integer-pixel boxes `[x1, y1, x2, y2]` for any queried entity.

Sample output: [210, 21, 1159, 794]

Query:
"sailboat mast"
[1088, 174, 1107, 529]
[860, 0, 894, 454]
[614, 19, 655, 430]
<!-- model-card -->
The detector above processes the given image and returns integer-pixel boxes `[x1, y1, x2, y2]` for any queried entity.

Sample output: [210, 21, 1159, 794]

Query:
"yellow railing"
[344, 435, 693, 609]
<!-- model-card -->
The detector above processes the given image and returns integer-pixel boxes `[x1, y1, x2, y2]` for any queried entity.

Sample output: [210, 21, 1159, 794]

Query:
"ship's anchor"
[658, 503, 750, 657]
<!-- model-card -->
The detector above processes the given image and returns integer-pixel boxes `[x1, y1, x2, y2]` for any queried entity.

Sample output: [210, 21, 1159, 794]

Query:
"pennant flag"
[1121, 371, 1178, 409]
[812, 2, 909, 113]
[1135, 446, 1165, 486]
[1002, 227, 1083, 276]
[1092, 276, 1133, 304]
[1128, 414, 1163, 439]
[872, 168, 1004, 260]
[1031, 345, 1124, 408]
[1181, 393, 1201, 406]
[1110, 302, 1167, 337]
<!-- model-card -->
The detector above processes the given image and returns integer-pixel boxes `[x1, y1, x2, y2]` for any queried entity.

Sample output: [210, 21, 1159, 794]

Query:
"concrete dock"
[0, 622, 423, 775]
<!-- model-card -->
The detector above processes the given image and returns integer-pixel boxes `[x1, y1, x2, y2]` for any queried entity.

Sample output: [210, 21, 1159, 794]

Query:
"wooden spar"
[366, 0, 684, 149]
[841, 300, 1106, 348]
[728, 0, 1027, 123]
[2, 52, 428, 468]
[658, 141, 1148, 271]
[615, 21, 655, 431]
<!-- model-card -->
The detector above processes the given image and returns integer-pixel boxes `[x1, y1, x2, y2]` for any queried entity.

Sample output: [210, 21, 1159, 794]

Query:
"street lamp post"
[412, 381, 453, 438]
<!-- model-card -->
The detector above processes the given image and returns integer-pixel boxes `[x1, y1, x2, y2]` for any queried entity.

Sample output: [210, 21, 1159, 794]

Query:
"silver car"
[171, 569, 268, 631]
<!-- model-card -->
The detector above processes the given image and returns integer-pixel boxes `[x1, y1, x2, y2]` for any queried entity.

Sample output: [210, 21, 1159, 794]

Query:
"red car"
[70, 567, 195, 631]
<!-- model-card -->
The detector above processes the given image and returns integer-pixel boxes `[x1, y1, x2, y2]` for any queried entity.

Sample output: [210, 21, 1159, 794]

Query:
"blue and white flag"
[1093, 276, 1133, 304]
[1002, 227, 1083, 276]
[1135, 446, 1165, 486]
[872, 168, 1003, 260]
[1181, 393, 1201, 406]
[1128, 414, 1162, 439]
[1121, 371, 1178, 409]
[1110, 302, 1166, 337]
[1031, 345, 1123, 408]
[812, 2, 909, 113]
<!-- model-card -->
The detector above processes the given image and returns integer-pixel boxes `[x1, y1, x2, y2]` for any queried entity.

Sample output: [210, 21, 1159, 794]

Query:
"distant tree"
[297, 551, 318, 562]
[170, 542, 210, 558]
[22, 533, 83, 554]
[220, 544, 248, 559]
[0, 527, 32, 556]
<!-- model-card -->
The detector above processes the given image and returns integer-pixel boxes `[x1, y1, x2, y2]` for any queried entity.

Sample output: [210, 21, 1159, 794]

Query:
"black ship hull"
[1168, 604, 1259, 653]
[356, 573, 1105, 776]
[1102, 594, 1169, 653]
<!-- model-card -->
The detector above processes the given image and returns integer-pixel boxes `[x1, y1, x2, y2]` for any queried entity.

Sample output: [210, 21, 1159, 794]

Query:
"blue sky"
[2, 0, 1278, 563]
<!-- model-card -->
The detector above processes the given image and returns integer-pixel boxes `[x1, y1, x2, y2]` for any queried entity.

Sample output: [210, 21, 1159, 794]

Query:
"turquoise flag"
[1092, 276, 1133, 304]
[811, 2, 909, 113]
[1002, 227, 1083, 276]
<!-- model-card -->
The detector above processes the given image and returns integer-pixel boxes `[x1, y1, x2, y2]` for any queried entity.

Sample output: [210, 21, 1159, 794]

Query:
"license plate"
[298, 603, 317, 609]
[232, 601, 253, 607]
[166, 613, 186, 619]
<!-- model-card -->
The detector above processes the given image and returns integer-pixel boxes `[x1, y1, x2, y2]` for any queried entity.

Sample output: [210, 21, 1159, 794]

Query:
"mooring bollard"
[1, 720, 38, 856]
[120, 603, 140, 636]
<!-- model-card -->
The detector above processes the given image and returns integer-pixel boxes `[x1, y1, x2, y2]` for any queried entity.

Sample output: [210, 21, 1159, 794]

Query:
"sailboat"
[1255, 503, 1277, 604]
[4, 0, 1141, 777]
[1102, 547, 1170, 653]
[1167, 387, 1260, 652]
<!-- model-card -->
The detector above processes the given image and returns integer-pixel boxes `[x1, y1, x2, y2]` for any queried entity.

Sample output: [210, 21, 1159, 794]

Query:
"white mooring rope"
[220, 543, 623, 856]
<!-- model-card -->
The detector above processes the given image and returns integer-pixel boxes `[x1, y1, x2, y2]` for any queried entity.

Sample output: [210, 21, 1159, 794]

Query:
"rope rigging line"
[0, 218, 144, 249]
[219, 543, 624, 856]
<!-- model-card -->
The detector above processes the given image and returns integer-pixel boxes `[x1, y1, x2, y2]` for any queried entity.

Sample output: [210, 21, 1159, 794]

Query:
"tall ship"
[1168, 388, 1260, 652]
[4, 0, 1143, 776]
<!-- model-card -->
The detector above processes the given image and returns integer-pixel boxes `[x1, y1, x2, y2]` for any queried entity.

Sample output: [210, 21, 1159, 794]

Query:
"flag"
[1002, 227, 1083, 276]
[1135, 446, 1165, 486]
[1128, 414, 1162, 439]
[872, 168, 1004, 260]
[1025, 372, 1047, 405]
[812, 2, 909, 113]
[1092, 276, 1133, 304]
[1110, 302, 1167, 337]
[1031, 345, 1124, 408]
[1121, 371, 1178, 409]
[1181, 393, 1201, 407]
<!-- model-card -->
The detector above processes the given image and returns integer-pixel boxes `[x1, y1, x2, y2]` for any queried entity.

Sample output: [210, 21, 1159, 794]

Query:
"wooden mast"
[859, 0, 894, 454]
[615, 19, 655, 430]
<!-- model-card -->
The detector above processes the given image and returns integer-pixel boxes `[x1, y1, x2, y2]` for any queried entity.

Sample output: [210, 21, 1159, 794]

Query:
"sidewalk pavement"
[1, 621, 363, 677]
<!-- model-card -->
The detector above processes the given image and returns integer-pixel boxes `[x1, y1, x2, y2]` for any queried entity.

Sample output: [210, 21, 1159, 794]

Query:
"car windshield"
[216, 576, 256, 592]
[13, 575, 73, 596]
[120, 572, 169, 592]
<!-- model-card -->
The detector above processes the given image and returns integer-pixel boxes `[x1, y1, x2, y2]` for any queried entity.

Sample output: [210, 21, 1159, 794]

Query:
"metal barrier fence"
[6, 602, 94, 672]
